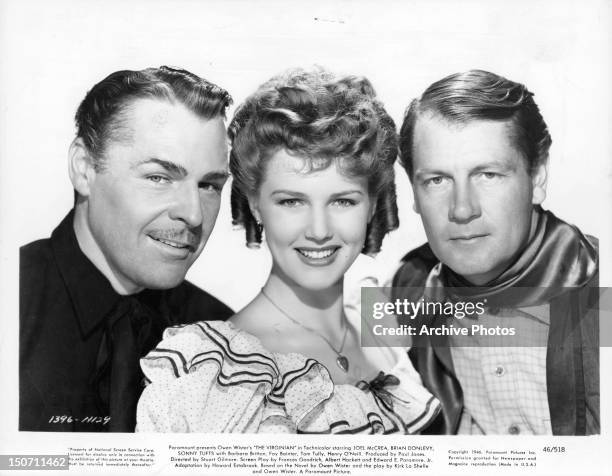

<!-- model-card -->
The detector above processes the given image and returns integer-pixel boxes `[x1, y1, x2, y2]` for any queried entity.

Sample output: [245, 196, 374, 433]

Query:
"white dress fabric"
[136, 320, 440, 434]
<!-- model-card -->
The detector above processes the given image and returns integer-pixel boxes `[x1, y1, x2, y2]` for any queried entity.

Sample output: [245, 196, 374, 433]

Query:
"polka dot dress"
[137, 321, 440, 433]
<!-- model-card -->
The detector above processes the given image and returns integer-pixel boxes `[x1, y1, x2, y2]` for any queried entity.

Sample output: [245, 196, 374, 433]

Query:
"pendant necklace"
[260, 288, 350, 373]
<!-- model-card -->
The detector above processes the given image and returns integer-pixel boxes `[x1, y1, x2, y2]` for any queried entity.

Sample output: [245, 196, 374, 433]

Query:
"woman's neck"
[261, 272, 346, 336]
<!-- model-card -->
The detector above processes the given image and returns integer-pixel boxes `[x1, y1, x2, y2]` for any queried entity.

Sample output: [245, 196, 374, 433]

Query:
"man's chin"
[446, 261, 504, 286]
[136, 271, 188, 290]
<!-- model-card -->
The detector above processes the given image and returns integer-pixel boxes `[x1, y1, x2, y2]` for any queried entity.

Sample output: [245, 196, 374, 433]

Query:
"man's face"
[411, 114, 546, 285]
[81, 98, 228, 293]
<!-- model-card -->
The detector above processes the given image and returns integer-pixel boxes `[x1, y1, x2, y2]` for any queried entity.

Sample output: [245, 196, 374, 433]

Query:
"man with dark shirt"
[20, 66, 234, 432]
[392, 70, 599, 435]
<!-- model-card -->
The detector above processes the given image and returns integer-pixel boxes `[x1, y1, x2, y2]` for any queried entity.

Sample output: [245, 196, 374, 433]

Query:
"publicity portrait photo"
[1, 0, 610, 475]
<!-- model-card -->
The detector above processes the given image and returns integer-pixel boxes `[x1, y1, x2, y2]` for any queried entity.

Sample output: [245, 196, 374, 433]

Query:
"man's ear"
[68, 138, 96, 197]
[531, 159, 548, 205]
[412, 193, 421, 214]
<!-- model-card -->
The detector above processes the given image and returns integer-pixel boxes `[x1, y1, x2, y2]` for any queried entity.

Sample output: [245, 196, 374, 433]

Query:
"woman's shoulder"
[140, 320, 318, 386]
[137, 320, 334, 432]
[138, 321, 440, 434]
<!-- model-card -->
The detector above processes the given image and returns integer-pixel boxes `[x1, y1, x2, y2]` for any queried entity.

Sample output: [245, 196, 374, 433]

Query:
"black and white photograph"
[1, 0, 610, 474]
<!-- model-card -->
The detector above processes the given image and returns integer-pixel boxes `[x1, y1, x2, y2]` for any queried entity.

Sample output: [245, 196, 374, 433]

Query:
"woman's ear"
[248, 194, 262, 223]
[368, 200, 377, 223]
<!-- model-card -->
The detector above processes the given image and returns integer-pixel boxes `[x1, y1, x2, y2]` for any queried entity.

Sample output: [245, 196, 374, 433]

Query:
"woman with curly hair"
[137, 68, 439, 434]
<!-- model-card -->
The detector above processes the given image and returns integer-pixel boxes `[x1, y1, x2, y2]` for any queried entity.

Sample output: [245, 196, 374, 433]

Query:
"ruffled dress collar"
[138, 321, 439, 434]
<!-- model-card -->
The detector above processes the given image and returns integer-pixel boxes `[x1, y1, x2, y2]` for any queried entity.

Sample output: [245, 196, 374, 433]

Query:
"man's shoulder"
[586, 234, 598, 253]
[20, 237, 53, 266]
[390, 242, 439, 302]
[20, 237, 57, 293]
[569, 225, 598, 287]
[166, 280, 233, 323]
[392, 242, 439, 288]
[20, 235, 70, 344]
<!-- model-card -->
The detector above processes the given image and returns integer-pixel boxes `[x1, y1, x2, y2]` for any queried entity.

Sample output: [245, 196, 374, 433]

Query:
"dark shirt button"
[494, 365, 505, 377]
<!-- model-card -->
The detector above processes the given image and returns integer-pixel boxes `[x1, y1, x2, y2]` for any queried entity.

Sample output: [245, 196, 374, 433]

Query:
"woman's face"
[252, 149, 374, 291]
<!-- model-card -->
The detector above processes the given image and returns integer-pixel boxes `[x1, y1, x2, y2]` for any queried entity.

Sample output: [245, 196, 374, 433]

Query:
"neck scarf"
[425, 207, 598, 308]
[91, 292, 169, 432]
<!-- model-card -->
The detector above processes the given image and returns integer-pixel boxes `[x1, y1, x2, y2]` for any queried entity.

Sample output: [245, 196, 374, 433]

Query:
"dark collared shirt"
[19, 211, 232, 432]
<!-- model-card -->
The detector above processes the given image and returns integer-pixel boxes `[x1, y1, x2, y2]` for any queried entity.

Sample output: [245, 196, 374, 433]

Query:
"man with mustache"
[393, 70, 599, 435]
[20, 66, 233, 432]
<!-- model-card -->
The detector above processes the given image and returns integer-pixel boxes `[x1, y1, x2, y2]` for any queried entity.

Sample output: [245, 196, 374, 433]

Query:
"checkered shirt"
[450, 304, 552, 435]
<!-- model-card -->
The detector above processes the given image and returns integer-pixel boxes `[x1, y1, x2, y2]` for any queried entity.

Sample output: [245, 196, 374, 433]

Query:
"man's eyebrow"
[471, 160, 517, 172]
[414, 160, 517, 179]
[413, 168, 448, 179]
[133, 158, 187, 176]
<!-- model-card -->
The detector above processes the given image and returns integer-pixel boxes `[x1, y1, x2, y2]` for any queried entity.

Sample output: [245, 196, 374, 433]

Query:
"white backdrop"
[1, 1, 611, 474]
[1, 0, 610, 309]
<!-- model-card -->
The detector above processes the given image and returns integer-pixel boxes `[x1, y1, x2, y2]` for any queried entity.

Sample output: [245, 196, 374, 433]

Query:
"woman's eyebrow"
[270, 189, 364, 197]
[330, 190, 365, 198]
[270, 190, 307, 197]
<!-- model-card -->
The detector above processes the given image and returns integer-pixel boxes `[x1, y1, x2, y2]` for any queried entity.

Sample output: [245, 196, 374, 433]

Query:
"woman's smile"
[252, 150, 373, 291]
[295, 245, 341, 265]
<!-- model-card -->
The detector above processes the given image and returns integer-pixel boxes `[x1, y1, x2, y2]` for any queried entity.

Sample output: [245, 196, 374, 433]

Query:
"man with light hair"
[393, 70, 599, 435]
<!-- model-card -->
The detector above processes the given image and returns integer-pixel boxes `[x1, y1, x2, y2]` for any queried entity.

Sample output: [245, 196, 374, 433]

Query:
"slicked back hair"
[75, 65, 232, 170]
[399, 69, 552, 179]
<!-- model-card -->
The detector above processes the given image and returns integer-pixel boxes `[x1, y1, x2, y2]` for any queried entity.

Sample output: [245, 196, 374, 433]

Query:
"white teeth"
[153, 237, 186, 249]
[298, 248, 335, 259]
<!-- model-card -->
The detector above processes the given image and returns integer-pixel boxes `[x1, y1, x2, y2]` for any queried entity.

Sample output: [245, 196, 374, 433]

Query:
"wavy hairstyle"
[228, 67, 399, 255]
[399, 69, 552, 178]
[75, 65, 232, 171]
